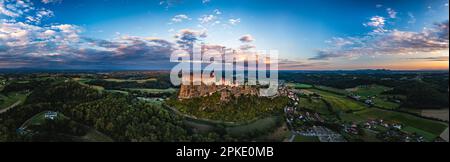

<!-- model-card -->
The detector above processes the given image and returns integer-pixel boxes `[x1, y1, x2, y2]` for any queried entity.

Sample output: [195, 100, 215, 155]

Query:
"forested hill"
[0, 80, 217, 142]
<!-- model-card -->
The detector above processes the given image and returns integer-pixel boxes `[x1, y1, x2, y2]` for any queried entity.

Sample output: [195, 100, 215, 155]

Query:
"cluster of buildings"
[342, 123, 360, 135]
[348, 94, 375, 106]
[364, 119, 402, 130]
[44, 111, 59, 120]
[178, 83, 260, 101]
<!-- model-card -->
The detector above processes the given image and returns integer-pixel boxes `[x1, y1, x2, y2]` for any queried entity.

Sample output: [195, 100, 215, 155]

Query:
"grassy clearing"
[373, 98, 400, 110]
[77, 82, 105, 91]
[105, 90, 129, 95]
[346, 85, 400, 110]
[0, 92, 28, 110]
[402, 126, 437, 141]
[286, 83, 313, 89]
[21, 111, 68, 127]
[309, 89, 366, 112]
[294, 135, 320, 142]
[314, 85, 348, 95]
[298, 96, 332, 115]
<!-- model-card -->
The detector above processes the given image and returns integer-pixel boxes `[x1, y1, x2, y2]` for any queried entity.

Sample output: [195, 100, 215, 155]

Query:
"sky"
[0, 0, 449, 70]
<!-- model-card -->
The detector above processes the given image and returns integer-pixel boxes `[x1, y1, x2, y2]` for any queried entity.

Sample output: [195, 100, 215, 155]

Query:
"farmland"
[309, 89, 366, 112]
[296, 83, 448, 142]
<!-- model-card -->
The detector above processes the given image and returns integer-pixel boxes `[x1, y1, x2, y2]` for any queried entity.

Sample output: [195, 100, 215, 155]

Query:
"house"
[44, 111, 58, 120]
[365, 99, 374, 105]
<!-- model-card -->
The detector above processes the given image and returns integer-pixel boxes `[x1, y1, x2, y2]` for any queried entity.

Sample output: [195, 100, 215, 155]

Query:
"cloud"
[239, 44, 256, 50]
[213, 9, 221, 15]
[1, 0, 54, 24]
[159, 0, 181, 9]
[363, 16, 387, 33]
[387, 8, 397, 19]
[311, 20, 449, 60]
[171, 14, 191, 23]
[0, 2, 177, 70]
[198, 14, 217, 24]
[41, 0, 61, 4]
[202, 0, 211, 4]
[239, 34, 254, 43]
[174, 29, 207, 49]
[0, 22, 176, 68]
[407, 12, 416, 24]
[229, 18, 241, 25]
[278, 59, 330, 69]
[0, 0, 34, 18]
[408, 56, 449, 61]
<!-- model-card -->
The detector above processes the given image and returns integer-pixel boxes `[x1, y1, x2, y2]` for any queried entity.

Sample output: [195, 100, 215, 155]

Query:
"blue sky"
[0, 0, 449, 70]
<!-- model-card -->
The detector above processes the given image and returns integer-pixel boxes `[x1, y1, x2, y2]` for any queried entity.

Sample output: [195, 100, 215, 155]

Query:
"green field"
[373, 98, 400, 110]
[402, 126, 438, 141]
[314, 85, 349, 95]
[304, 85, 447, 141]
[298, 96, 332, 115]
[294, 135, 320, 142]
[286, 83, 313, 89]
[105, 90, 129, 95]
[78, 82, 105, 91]
[346, 85, 400, 109]
[0, 92, 28, 110]
[138, 97, 164, 106]
[73, 78, 91, 83]
[309, 89, 366, 112]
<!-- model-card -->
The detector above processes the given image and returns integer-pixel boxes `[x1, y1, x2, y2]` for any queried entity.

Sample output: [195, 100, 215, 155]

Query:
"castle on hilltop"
[178, 74, 260, 101]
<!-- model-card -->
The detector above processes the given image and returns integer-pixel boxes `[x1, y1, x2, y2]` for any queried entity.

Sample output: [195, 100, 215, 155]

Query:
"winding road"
[0, 100, 21, 114]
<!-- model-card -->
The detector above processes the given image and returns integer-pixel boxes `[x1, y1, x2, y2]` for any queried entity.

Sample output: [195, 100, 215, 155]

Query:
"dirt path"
[0, 100, 21, 114]
[440, 128, 449, 142]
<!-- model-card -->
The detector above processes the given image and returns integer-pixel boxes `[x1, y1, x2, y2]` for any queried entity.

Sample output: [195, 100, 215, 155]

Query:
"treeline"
[280, 72, 418, 89]
[86, 79, 173, 90]
[384, 81, 449, 109]
[1, 79, 55, 93]
[128, 90, 175, 98]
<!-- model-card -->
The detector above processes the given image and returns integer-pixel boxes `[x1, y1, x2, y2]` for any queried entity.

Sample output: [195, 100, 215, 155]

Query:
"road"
[0, 100, 21, 114]
[440, 127, 449, 142]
